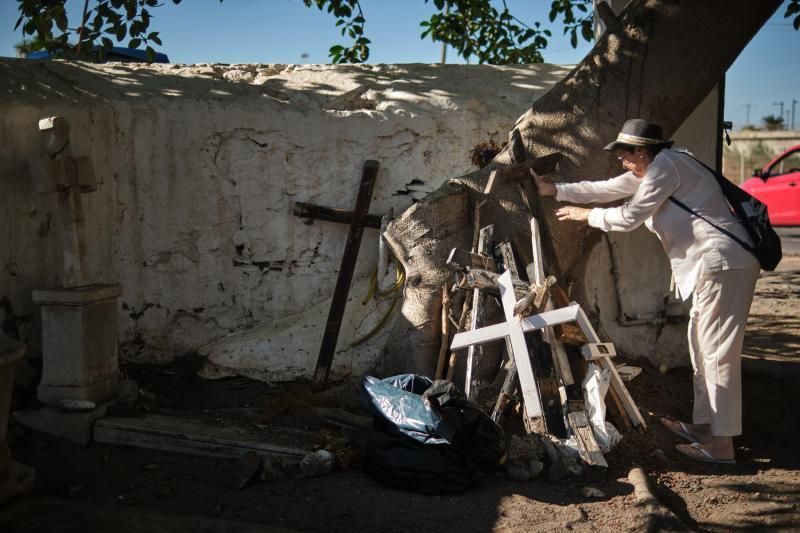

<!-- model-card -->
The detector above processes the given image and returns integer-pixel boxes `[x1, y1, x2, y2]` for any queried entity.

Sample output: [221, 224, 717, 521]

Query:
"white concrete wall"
[1, 59, 579, 381]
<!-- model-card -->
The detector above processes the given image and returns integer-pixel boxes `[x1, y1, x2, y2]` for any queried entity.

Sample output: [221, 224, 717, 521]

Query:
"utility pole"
[792, 99, 798, 131]
[774, 101, 785, 128]
[742, 103, 752, 127]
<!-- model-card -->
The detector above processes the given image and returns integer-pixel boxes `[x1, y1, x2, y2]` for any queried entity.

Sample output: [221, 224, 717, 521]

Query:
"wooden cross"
[29, 116, 97, 288]
[308, 160, 380, 390]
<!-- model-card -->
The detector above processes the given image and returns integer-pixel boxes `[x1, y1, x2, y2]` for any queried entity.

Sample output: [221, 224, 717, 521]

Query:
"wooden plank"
[567, 411, 608, 468]
[435, 284, 451, 380]
[550, 283, 588, 345]
[482, 152, 562, 195]
[530, 218, 574, 386]
[490, 357, 517, 424]
[312, 160, 379, 390]
[524, 220, 567, 438]
[446, 247, 498, 273]
[497, 271, 543, 421]
[94, 414, 313, 460]
[488, 241, 521, 426]
[465, 225, 494, 399]
[532, 220, 601, 459]
[529, 220, 606, 462]
[293, 201, 382, 229]
[573, 305, 646, 430]
[456, 268, 529, 297]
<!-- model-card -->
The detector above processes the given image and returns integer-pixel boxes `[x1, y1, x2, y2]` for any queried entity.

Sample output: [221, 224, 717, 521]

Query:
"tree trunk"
[382, 0, 782, 376]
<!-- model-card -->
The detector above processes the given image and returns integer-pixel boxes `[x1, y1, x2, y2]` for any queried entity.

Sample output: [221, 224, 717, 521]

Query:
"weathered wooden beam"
[456, 268, 529, 298]
[465, 225, 494, 400]
[568, 411, 608, 468]
[572, 304, 646, 430]
[483, 152, 562, 195]
[446, 247, 497, 273]
[521, 225, 566, 438]
[293, 201, 382, 229]
[312, 160, 379, 390]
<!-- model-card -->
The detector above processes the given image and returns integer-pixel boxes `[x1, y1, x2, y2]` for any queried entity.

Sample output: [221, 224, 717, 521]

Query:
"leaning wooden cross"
[309, 160, 380, 390]
[450, 272, 646, 431]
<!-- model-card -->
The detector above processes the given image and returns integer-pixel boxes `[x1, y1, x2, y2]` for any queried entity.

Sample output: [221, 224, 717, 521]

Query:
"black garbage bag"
[360, 374, 506, 495]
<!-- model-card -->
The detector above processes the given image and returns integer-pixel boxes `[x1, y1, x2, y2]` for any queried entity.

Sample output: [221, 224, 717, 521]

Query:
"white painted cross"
[451, 271, 646, 429]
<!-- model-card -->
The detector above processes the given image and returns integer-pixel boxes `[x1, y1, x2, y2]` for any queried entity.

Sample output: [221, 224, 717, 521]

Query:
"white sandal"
[676, 442, 736, 465]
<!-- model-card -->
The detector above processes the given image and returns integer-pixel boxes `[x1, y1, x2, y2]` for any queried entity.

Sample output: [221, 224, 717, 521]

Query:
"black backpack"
[669, 152, 782, 271]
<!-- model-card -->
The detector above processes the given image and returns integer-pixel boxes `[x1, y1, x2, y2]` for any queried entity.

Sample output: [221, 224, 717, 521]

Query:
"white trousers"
[688, 264, 760, 437]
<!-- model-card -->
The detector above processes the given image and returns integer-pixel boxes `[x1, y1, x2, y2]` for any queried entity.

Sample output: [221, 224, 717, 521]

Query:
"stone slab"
[94, 414, 314, 460]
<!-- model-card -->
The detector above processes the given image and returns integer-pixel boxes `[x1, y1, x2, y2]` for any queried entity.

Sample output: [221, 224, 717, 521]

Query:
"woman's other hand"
[530, 169, 556, 197]
[555, 206, 591, 222]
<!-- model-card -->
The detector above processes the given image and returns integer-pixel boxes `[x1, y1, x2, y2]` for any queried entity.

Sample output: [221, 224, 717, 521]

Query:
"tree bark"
[382, 0, 782, 376]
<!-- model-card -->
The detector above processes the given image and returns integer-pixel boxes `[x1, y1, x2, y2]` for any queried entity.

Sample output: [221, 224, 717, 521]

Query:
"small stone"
[300, 450, 335, 478]
[503, 459, 532, 482]
[652, 448, 668, 462]
[580, 486, 606, 498]
[528, 459, 544, 479]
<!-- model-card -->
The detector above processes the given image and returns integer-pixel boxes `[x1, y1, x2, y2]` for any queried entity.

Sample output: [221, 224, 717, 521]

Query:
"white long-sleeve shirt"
[555, 149, 757, 300]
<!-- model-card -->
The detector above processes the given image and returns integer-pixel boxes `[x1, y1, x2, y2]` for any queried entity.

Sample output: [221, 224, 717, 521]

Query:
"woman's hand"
[530, 169, 556, 197]
[555, 206, 591, 222]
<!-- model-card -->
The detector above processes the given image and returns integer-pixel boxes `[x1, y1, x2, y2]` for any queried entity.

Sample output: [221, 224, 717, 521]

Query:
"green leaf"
[116, 24, 126, 41]
[128, 38, 141, 48]
[101, 36, 113, 49]
[54, 12, 68, 33]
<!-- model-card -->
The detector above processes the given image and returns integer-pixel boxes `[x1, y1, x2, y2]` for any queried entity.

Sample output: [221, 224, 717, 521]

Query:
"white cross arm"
[450, 302, 582, 350]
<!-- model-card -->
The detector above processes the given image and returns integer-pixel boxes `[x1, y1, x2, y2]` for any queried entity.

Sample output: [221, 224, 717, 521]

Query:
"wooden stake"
[465, 225, 494, 399]
[435, 284, 451, 380]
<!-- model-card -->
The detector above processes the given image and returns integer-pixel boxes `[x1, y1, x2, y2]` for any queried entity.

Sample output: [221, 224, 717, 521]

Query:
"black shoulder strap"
[669, 150, 756, 252]
[667, 196, 753, 252]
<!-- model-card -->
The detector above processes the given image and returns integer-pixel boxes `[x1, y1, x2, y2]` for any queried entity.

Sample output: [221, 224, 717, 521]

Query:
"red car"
[741, 144, 800, 226]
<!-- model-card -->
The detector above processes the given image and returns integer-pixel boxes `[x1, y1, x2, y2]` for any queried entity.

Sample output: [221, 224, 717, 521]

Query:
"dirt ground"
[2, 258, 799, 532]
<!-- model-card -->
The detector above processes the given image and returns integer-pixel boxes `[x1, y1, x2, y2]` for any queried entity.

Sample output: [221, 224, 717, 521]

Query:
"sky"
[1, 0, 798, 131]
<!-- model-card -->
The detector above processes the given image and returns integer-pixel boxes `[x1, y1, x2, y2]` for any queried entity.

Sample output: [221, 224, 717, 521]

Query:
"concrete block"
[14, 404, 108, 446]
[32, 285, 122, 406]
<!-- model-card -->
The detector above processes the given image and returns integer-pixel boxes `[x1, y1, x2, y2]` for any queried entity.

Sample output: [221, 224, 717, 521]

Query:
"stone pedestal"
[32, 284, 122, 406]
[0, 335, 34, 505]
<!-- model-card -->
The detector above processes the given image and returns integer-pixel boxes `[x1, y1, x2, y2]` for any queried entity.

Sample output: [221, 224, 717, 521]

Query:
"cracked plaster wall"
[0, 59, 711, 382]
[0, 59, 575, 381]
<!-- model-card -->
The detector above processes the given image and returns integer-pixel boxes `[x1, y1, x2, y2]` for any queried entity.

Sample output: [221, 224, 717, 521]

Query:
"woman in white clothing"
[531, 119, 761, 464]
